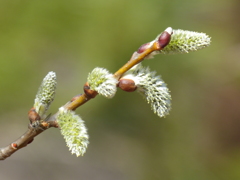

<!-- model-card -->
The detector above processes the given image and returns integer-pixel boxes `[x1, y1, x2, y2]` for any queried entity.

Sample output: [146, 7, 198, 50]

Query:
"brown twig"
[0, 121, 57, 160]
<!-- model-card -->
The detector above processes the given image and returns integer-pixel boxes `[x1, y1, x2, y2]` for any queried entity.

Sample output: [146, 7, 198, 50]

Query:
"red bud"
[11, 143, 18, 149]
[158, 27, 173, 48]
[118, 79, 137, 92]
[28, 107, 41, 123]
[84, 82, 98, 98]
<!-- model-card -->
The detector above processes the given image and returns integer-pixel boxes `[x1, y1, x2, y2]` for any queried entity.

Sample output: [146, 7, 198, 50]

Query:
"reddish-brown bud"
[28, 107, 41, 123]
[11, 143, 18, 149]
[84, 82, 98, 98]
[137, 42, 151, 53]
[158, 27, 173, 48]
[118, 79, 137, 92]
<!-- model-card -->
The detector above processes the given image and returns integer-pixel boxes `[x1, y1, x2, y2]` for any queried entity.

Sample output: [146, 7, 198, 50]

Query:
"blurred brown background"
[1, 0, 240, 179]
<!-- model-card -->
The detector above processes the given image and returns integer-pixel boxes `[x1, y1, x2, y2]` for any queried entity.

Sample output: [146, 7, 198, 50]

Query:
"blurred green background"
[1, 0, 240, 179]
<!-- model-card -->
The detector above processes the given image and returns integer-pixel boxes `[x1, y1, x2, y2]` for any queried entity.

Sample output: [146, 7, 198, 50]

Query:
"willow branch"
[0, 28, 172, 160]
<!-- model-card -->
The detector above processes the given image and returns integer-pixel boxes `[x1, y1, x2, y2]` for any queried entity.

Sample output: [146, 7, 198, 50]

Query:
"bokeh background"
[1, 0, 240, 179]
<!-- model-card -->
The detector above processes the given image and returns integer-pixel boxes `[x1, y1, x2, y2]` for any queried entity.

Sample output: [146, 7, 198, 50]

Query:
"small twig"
[0, 115, 59, 160]
[0, 125, 45, 160]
